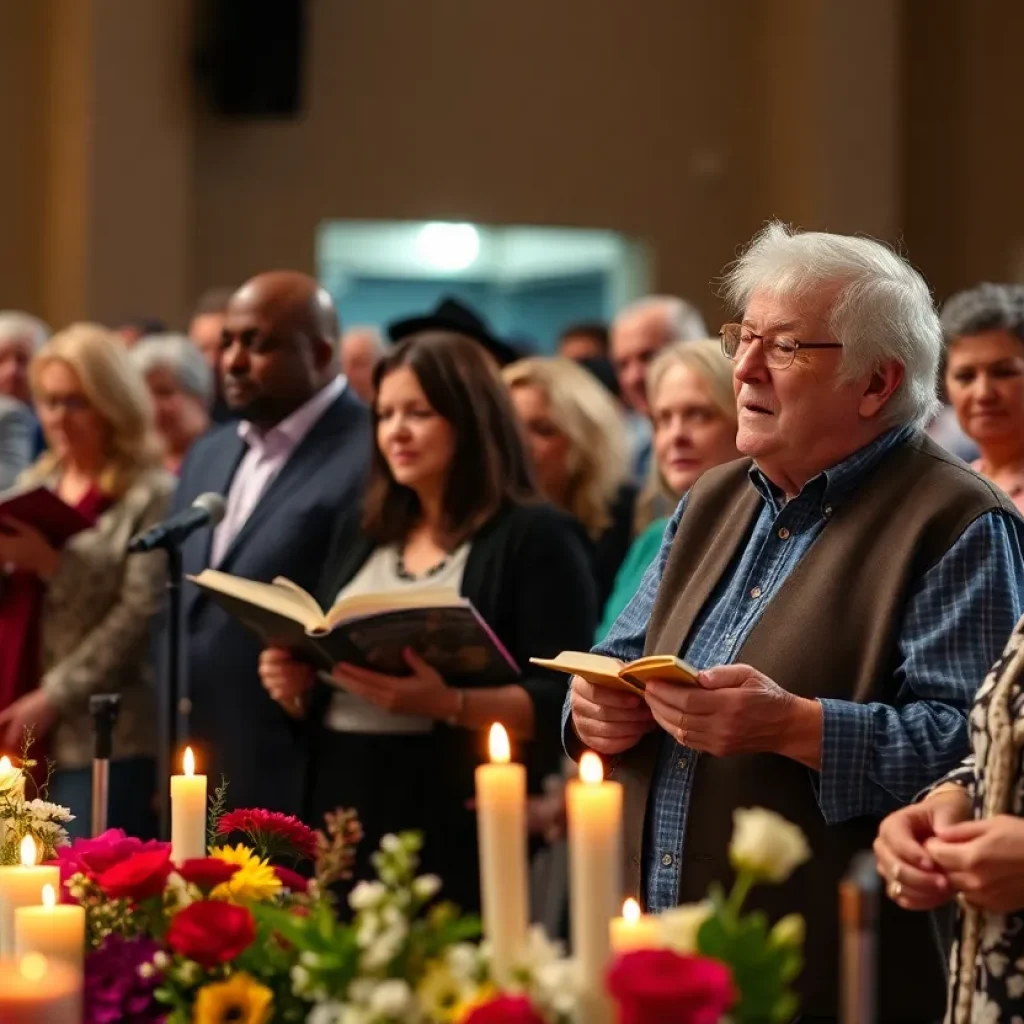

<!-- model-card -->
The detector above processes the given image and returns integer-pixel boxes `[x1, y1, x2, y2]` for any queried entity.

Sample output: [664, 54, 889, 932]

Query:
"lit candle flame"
[41, 883, 56, 909]
[623, 897, 641, 924]
[183, 746, 195, 776]
[579, 751, 604, 784]
[0, 755, 12, 774]
[19, 835, 36, 867]
[19, 953, 47, 981]
[488, 723, 510, 764]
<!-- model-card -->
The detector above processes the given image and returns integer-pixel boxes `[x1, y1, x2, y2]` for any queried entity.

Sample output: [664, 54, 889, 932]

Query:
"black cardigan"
[314, 501, 600, 782]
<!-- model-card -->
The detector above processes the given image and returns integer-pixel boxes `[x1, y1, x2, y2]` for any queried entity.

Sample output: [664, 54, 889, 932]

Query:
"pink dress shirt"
[210, 376, 347, 565]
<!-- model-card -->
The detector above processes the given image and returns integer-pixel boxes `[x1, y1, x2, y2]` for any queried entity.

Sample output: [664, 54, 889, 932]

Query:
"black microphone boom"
[128, 493, 227, 554]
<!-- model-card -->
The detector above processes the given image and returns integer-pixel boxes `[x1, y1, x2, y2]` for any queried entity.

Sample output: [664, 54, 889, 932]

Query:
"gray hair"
[615, 295, 708, 343]
[721, 221, 941, 428]
[940, 283, 1024, 346]
[0, 311, 50, 351]
[130, 333, 215, 407]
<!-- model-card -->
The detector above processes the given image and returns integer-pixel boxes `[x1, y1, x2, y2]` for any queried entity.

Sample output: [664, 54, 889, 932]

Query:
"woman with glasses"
[0, 325, 172, 837]
[939, 283, 1024, 513]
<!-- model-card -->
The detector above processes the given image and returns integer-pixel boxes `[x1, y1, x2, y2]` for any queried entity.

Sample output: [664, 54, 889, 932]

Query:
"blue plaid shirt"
[573, 426, 1024, 911]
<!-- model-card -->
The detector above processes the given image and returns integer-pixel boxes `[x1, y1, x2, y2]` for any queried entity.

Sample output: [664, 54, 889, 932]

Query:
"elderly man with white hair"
[0, 311, 49, 487]
[565, 224, 1024, 1021]
[611, 295, 707, 480]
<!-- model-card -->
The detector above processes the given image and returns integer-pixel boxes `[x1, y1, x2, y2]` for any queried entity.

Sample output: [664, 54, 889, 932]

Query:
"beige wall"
[0, 0, 1020, 331]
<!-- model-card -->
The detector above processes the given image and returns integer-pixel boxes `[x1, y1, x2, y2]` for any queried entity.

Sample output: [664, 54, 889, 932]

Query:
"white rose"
[368, 979, 413, 1016]
[659, 901, 712, 954]
[349, 880, 386, 911]
[729, 807, 810, 884]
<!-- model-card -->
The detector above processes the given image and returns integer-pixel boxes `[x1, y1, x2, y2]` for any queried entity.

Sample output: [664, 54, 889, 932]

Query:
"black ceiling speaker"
[194, 0, 309, 118]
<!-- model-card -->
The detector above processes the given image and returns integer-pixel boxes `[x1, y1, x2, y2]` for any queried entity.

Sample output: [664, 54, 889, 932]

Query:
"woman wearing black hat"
[258, 331, 598, 909]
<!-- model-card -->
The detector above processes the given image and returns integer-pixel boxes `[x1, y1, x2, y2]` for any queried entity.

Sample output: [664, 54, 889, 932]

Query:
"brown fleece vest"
[613, 434, 1016, 1020]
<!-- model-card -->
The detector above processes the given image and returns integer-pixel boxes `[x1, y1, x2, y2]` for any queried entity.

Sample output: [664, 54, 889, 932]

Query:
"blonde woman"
[504, 356, 633, 605]
[0, 324, 172, 837]
[598, 339, 738, 639]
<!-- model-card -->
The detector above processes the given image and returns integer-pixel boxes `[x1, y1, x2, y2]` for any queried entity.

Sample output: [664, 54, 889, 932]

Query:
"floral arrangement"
[0, 738, 74, 862]
[55, 793, 807, 1024]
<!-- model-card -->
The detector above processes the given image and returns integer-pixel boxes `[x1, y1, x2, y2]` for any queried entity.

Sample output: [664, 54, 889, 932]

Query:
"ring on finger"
[888, 879, 903, 901]
[891, 863, 901, 885]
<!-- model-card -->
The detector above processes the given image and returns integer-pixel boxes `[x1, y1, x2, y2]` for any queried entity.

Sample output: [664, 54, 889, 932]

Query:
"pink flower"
[54, 830, 171, 887]
[216, 809, 318, 861]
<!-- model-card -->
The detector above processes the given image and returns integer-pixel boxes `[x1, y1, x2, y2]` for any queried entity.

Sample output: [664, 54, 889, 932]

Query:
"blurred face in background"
[189, 313, 226, 376]
[0, 336, 34, 405]
[945, 330, 1024, 449]
[144, 366, 210, 458]
[35, 360, 109, 468]
[341, 329, 382, 404]
[611, 309, 669, 415]
[509, 383, 571, 503]
[652, 362, 738, 496]
[376, 366, 456, 498]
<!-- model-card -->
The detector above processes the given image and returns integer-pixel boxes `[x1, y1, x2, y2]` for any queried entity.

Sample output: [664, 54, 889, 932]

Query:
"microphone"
[128, 493, 227, 554]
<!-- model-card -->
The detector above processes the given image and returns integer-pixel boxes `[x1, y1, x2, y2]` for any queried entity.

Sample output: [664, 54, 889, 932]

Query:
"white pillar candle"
[610, 897, 661, 952]
[14, 884, 85, 972]
[171, 746, 207, 865]
[0, 838, 60, 958]
[475, 723, 529, 984]
[0, 953, 81, 1023]
[567, 752, 622, 1024]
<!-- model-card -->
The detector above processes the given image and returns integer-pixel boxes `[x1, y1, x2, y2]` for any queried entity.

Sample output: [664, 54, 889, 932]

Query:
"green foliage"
[696, 871, 804, 1024]
[206, 776, 229, 850]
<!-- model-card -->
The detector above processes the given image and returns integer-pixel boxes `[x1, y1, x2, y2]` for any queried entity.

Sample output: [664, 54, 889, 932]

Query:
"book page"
[529, 651, 625, 682]
[324, 588, 465, 631]
[189, 570, 323, 630]
[271, 577, 329, 624]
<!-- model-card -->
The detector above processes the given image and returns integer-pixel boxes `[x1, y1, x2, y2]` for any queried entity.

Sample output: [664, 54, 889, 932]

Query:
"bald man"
[163, 271, 370, 818]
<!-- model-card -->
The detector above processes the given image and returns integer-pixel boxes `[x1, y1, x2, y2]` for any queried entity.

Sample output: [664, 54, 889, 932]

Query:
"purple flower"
[53, 829, 171, 889]
[85, 935, 166, 1024]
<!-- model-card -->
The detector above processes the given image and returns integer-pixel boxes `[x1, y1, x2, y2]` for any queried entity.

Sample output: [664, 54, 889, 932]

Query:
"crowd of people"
[2, 224, 1024, 1020]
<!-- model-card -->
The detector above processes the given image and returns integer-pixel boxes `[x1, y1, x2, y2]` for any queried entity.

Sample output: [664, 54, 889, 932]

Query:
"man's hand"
[569, 675, 656, 755]
[0, 689, 59, 749]
[644, 664, 822, 766]
[873, 789, 970, 910]
[926, 815, 1024, 914]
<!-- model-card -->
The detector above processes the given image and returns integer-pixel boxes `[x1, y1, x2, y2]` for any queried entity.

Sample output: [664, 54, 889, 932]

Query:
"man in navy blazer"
[165, 272, 370, 817]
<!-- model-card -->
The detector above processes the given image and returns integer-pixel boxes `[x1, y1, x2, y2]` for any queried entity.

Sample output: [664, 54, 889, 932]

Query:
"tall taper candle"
[171, 746, 207, 864]
[475, 723, 528, 984]
[567, 752, 622, 1024]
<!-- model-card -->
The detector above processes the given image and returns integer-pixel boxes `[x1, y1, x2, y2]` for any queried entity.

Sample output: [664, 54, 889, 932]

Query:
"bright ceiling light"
[417, 222, 480, 272]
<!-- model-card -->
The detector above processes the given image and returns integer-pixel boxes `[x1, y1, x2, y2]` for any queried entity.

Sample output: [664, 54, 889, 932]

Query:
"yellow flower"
[418, 959, 465, 1021]
[210, 845, 282, 904]
[193, 972, 273, 1024]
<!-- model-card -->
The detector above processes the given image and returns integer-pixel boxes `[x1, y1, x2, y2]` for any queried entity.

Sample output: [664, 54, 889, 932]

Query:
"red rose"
[272, 865, 309, 894]
[462, 996, 547, 1024]
[96, 848, 173, 902]
[607, 949, 737, 1024]
[167, 900, 256, 968]
[177, 858, 241, 891]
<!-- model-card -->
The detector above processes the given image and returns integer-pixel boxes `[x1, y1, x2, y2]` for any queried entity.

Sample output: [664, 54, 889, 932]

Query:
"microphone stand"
[839, 850, 881, 1024]
[157, 544, 188, 842]
[89, 695, 121, 837]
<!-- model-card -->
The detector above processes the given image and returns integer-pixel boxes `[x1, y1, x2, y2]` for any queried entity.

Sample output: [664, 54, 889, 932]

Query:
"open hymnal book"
[529, 651, 698, 696]
[188, 569, 520, 683]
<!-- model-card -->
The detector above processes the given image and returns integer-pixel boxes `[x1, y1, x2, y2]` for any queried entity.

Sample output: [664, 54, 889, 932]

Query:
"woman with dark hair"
[258, 331, 599, 907]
